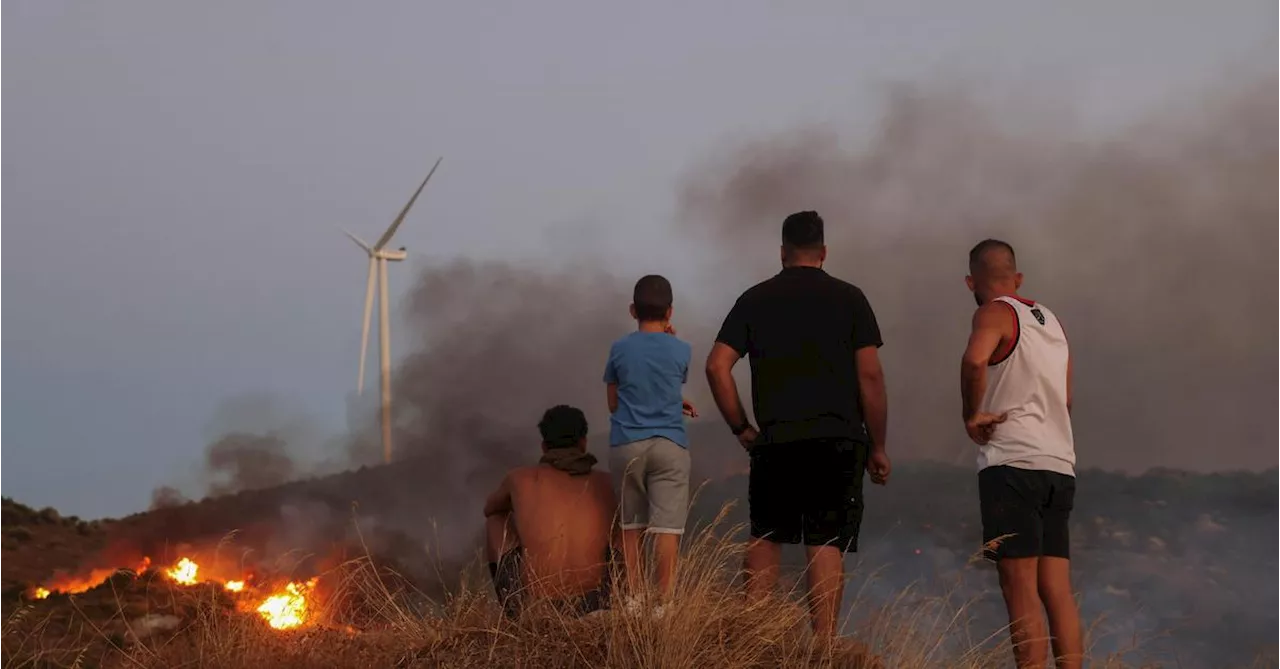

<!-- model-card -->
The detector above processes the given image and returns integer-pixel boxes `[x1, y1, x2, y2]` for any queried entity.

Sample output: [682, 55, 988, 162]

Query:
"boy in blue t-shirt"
[603, 274, 696, 603]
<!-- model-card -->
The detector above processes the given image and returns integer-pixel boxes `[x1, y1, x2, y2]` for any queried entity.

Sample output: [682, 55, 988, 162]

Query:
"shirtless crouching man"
[482, 405, 618, 617]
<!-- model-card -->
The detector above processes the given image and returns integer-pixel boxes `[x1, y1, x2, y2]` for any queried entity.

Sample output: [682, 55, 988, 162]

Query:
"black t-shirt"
[714, 266, 883, 445]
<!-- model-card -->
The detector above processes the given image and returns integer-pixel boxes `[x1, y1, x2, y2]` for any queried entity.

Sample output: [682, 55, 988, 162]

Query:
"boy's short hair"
[782, 210, 825, 250]
[538, 405, 589, 449]
[632, 275, 674, 322]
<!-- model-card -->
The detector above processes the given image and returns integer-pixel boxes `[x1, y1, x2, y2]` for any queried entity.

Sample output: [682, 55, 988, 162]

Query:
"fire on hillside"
[28, 555, 319, 630]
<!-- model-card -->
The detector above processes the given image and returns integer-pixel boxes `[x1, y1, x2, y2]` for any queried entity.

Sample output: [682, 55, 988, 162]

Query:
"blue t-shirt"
[603, 331, 691, 448]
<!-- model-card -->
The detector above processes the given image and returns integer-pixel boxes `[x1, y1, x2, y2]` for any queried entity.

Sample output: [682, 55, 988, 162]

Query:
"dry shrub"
[2, 505, 1188, 668]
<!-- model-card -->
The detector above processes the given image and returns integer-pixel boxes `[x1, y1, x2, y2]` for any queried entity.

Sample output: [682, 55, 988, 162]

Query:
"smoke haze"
[380, 75, 1276, 504]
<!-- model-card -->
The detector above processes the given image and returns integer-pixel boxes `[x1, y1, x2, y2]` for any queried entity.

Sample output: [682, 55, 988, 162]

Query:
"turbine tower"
[344, 157, 442, 464]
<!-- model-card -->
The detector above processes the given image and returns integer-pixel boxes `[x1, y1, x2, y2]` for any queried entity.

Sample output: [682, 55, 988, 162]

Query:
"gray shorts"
[609, 437, 691, 534]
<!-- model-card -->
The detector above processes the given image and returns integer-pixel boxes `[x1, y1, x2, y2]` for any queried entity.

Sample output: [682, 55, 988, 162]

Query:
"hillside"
[2, 453, 1276, 667]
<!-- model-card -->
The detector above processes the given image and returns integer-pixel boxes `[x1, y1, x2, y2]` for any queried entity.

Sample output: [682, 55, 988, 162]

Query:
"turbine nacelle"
[375, 248, 407, 261]
[341, 235, 406, 261]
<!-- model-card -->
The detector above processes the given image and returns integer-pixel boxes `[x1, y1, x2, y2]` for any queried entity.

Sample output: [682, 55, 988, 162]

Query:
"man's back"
[980, 296, 1075, 475]
[717, 266, 883, 444]
[508, 466, 615, 598]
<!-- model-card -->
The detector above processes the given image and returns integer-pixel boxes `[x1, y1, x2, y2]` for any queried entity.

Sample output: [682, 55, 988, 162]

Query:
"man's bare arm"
[855, 346, 888, 451]
[705, 342, 749, 429]
[1066, 353, 1073, 415]
[961, 303, 1011, 422]
[482, 475, 513, 518]
[606, 383, 619, 414]
[1059, 318, 1073, 415]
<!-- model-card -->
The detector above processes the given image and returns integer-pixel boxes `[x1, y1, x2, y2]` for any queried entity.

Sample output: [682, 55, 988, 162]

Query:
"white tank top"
[977, 296, 1076, 476]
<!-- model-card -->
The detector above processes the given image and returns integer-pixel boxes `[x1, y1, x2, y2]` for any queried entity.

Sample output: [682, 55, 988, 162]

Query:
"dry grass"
[0, 506, 1265, 669]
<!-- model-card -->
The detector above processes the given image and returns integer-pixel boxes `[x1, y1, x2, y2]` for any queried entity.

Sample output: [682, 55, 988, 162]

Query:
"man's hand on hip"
[736, 426, 759, 451]
[965, 412, 1008, 445]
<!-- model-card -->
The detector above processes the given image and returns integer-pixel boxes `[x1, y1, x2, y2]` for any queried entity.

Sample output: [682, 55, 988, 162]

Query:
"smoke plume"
[677, 78, 1277, 473]
[149, 486, 188, 510]
[369, 260, 632, 515]
[204, 432, 296, 496]
[388, 77, 1275, 486]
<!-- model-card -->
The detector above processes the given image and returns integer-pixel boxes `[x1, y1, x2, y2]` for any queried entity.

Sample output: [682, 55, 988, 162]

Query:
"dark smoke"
[677, 77, 1277, 472]
[204, 432, 296, 496]
[385, 76, 1276, 500]
[373, 260, 632, 517]
[149, 486, 188, 510]
[153, 394, 317, 501]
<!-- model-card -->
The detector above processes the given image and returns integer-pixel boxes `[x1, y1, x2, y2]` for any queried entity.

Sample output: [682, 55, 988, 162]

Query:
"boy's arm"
[483, 474, 513, 518]
[603, 343, 619, 414]
[680, 342, 697, 417]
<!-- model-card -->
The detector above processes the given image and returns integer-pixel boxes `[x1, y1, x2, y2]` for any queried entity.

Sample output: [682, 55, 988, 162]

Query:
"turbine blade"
[374, 157, 442, 250]
[357, 257, 376, 395]
[343, 229, 372, 253]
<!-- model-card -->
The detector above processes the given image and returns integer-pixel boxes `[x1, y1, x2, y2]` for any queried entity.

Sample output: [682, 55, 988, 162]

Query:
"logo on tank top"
[1030, 307, 1045, 325]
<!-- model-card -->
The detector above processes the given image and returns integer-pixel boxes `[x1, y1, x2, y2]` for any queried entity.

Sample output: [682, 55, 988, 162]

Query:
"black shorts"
[488, 547, 612, 618]
[978, 465, 1075, 561]
[748, 438, 867, 551]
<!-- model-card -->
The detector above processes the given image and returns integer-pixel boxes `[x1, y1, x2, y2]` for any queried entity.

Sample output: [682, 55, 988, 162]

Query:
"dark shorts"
[489, 547, 612, 618]
[978, 465, 1075, 561]
[748, 438, 867, 551]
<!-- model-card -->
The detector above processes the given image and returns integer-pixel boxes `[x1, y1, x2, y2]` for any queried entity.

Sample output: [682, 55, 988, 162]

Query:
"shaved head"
[968, 238, 1017, 275]
[965, 239, 1022, 306]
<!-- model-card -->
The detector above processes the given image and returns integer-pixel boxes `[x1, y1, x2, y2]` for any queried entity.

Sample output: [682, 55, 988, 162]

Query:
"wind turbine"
[344, 157, 442, 464]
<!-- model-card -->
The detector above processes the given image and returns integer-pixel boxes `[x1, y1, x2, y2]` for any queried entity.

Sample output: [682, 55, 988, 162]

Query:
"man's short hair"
[538, 405, 589, 449]
[782, 211, 825, 250]
[633, 274, 673, 322]
[968, 238, 1016, 274]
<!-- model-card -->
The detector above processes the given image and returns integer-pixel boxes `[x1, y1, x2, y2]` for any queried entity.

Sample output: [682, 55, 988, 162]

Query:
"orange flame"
[30, 557, 152, 599]
[30, 555, 321, 632]
[256, 579, 317, 630]
[166, 557, 199, 585]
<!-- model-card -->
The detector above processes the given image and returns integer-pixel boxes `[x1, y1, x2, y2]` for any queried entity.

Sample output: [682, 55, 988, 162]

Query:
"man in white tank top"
[960, 239, 1083, 669]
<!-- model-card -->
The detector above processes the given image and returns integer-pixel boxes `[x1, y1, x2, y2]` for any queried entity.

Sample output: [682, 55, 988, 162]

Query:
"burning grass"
[22, 551, 322, 635]
[1, 506, 1266, 668]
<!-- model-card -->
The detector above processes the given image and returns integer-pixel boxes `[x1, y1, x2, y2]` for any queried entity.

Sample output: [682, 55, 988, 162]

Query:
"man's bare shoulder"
[973, 300, 1014, 327]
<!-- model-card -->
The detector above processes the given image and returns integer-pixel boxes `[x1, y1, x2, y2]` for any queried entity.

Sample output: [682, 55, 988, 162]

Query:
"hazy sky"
[3, 1, 1273, 518]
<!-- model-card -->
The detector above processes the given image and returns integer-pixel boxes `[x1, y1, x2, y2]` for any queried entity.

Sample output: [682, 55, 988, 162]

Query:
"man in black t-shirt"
[705, 210, 891, 637]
